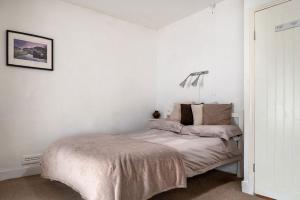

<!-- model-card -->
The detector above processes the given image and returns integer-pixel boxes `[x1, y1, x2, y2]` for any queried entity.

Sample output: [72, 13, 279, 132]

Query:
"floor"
[0, 170, 261, 200]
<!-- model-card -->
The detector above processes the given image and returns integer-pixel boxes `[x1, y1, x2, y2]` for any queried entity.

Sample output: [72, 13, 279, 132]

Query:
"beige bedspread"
[41, 134, 186, 200]
[129, 129, 242, 177]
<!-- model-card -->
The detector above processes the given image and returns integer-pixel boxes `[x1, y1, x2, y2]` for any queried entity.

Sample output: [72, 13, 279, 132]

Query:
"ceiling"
[62, 0, 223, 29]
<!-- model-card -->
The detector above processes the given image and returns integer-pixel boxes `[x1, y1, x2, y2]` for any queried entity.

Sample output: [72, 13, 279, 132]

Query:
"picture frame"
[6, 30, 54, 71]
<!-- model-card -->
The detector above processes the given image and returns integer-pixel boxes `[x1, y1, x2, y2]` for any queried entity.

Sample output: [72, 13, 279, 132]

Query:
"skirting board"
[0, 163, 238, 182]
[242, 180, 254, 195]
[0, 165, 41, 181]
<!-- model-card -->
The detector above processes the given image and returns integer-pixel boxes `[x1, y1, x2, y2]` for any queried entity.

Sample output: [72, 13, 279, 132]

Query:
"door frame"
[243, 0, 292, 195]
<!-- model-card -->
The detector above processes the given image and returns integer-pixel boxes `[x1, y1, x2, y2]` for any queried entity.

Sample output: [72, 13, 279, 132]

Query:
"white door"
[255, 0, 300, 199]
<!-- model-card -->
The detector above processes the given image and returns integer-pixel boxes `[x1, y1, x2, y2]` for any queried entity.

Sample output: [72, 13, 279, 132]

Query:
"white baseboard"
[242, 180, 254, 195]
[0, 165, 41, 181]
[1, 164, 256, 196]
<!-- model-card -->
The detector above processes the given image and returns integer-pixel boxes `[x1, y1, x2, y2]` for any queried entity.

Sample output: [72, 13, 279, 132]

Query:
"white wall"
[0, 0, 157, 179]
[156, 0, 244, 117]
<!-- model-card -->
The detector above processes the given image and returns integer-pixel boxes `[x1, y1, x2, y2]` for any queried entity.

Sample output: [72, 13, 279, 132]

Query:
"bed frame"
[215, 112, 243, 178]
[232, 112, 244, 178]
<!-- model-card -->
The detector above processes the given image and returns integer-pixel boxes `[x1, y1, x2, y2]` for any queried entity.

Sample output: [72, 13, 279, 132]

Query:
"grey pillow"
[181, 125, 242, 141]
[203, 104, 232, 125]
[146, 119, 183, 133]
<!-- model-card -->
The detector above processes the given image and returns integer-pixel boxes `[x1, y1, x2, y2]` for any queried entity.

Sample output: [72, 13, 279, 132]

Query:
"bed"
[41, 117, 242, 200]
[130, 129, 242, 178]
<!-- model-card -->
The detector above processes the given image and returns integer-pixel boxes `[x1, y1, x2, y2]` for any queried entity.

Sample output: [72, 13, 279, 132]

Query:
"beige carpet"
[0, 170, 261, 200]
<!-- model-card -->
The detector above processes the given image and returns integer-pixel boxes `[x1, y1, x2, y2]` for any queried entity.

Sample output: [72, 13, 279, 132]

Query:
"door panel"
[254, 1, 300, 199]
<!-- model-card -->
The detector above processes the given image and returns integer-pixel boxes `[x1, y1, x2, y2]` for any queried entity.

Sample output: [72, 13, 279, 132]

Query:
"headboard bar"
[231, 112, 243, 130]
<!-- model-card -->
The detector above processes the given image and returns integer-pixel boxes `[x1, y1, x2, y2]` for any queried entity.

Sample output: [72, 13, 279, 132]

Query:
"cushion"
[181, 125, 242, 141]
[169, 103, 181, 121]
[180, 104, 193, 125]
[203, 104, 232, 125]
[191, 104, 203, 125]
[146, 119, 183, 133]
[168, 102, 193, 122]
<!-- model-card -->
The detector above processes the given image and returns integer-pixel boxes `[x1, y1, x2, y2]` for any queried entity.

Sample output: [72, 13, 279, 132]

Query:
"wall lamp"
[179, 70, 209, 88]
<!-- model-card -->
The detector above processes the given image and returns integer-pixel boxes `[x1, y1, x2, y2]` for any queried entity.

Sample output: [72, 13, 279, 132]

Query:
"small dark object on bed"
[152, 110, 161, 119]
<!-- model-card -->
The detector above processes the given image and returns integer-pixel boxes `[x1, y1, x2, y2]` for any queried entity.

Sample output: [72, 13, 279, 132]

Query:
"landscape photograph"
[14, 39, 47, 63]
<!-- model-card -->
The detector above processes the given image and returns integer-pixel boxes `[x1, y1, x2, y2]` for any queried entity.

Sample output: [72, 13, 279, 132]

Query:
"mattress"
[129, 129, 242, 177]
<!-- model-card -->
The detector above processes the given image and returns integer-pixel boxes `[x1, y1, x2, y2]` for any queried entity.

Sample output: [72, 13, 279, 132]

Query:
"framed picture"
[6, 30, 54, 71]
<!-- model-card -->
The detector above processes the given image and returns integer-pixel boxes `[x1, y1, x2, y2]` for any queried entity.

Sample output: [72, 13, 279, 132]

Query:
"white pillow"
[169, 103, 181, 121]
[191, 104, 203, 125]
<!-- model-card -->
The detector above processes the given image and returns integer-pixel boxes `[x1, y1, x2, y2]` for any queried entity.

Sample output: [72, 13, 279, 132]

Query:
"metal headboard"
[231, 112, 244, 178]
[231, 112, 243, 130]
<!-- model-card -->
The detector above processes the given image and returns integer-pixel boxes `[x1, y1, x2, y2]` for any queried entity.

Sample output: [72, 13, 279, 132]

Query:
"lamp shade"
[179, 70, 209, 88]
[191, 75, 201, 86]
[179, 75, 191, 88]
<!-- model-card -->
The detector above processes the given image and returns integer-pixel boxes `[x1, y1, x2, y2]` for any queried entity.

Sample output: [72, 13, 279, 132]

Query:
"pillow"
[168, 102, 194, 121]
[191, 104, 203, 125]
[203, 104, 232, 125]
[180, 104, 193, 125]
[169, 103, 181, 121]
[146, 119, 183, 133]
[181, 125, 242, 141]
